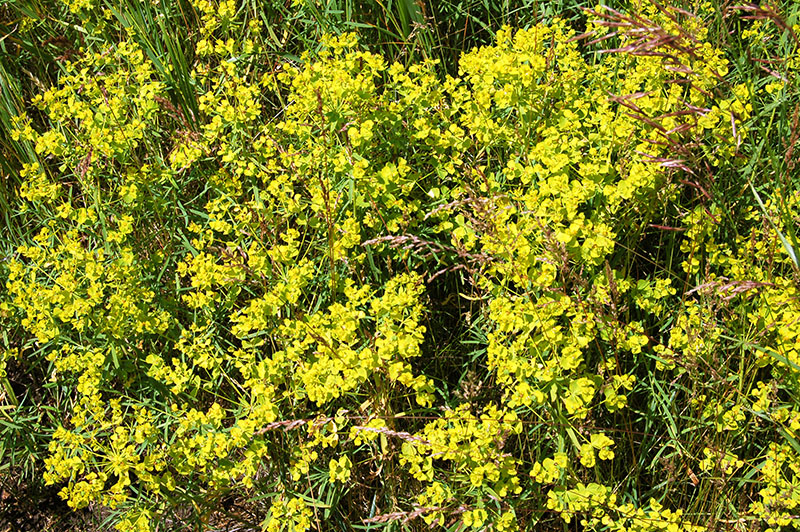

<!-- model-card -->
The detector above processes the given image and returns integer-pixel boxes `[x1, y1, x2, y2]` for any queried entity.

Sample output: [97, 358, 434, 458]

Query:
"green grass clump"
[2, 0, 800, 531]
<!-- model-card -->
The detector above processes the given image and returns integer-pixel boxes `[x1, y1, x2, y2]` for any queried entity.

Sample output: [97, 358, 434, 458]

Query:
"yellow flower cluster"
[5, 0, 800, 530]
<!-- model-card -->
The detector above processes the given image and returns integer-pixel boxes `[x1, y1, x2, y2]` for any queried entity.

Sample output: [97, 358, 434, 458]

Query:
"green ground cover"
[2, 0, 800, 530]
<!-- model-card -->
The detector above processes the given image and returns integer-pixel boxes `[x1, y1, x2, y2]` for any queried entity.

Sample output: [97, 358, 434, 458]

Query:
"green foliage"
[2, 0, 800, 531]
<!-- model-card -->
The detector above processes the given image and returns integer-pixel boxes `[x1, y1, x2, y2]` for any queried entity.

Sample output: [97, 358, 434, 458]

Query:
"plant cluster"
[2, 0, 800, 531]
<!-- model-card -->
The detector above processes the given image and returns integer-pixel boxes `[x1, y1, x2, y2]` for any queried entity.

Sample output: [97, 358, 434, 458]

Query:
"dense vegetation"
[2, 0, 800, 530]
